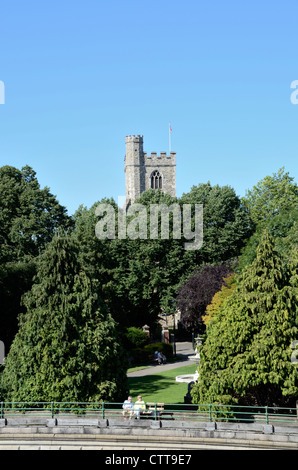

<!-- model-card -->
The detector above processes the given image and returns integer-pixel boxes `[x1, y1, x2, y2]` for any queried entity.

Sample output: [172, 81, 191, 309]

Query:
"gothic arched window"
[151, 170, 162, 190]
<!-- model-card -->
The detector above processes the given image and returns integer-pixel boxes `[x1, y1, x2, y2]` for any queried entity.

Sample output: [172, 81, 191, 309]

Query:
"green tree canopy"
[192, 231, 298, 407]
[238, 168, 297, 272]
[0, 165, 73, 263]
[238, 207, 298, 272]
[180, 182, 253, 265]
[242, 167, 298, 227]
[0, 165, 74, 351]
[0, 234, 128, 402]
[74, 184, 253, 331]
[74, 191, 192, 329]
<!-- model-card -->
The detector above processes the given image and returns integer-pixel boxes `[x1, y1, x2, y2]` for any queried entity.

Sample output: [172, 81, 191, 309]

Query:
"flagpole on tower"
[169, 122, 172, 153]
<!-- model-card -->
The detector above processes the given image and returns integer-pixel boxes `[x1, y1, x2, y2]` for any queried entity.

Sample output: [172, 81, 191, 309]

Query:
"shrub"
[124, 327, 149, 350]
[144, 342, 173, 361]
[130, 347, 150, 365]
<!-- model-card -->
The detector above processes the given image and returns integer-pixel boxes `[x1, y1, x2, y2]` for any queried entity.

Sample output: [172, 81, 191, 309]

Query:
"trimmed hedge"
[130, 342, 173, 365]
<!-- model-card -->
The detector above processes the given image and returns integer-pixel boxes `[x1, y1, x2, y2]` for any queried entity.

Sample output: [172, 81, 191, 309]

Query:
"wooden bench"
[142, 403, 174, 420]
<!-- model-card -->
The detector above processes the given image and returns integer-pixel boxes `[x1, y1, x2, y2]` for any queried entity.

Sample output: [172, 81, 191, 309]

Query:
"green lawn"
[128, 364, 197, 404]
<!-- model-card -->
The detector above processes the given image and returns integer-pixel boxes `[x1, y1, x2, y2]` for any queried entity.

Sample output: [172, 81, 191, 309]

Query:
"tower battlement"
[145, 151, 176, 160]
[125, 134, 143, 143]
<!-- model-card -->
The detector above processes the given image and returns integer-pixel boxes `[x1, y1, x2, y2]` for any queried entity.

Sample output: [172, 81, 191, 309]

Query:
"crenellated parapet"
[125, 134, 143, 143]
[144, 151, 176, 164]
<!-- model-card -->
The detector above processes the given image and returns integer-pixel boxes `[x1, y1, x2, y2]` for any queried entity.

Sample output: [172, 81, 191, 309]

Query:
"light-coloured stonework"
[125, 135, 176, 208]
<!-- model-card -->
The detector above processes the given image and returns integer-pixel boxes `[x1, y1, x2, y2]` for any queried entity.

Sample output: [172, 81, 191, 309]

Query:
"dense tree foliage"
[237, 208, 297, 272]
[242, 167, 298, 227]
[202, 274, 236, 326]
[0, 165, 73, 263]
[0, 234, 128, 402]
[180, 182, 253, 265]
[0, 165, 73, 350]
[238, 168, 298, 272]
[176, 264, 233, 332]
[74, 186, 252, 330]
[192, 231, 298, 407]
[73, 191, 190, 329]
[110, 190, 190, 327]
[1, 163, 296, 407]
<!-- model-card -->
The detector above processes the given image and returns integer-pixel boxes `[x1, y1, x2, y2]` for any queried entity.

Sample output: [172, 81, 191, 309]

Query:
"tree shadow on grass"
[129, 375, 173, 396]
[128, 374, 188, 405]
[127, 364, 196, 404]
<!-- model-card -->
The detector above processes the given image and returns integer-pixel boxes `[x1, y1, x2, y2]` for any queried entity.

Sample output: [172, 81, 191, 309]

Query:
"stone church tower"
[124, 135, 176, 207]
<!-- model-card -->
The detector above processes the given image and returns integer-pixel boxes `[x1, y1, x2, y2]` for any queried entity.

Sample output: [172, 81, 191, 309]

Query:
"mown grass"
[128, 364, 197, 404]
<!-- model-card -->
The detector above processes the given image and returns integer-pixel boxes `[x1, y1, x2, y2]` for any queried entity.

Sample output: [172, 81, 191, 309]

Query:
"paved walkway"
[127, 342, 197, 377]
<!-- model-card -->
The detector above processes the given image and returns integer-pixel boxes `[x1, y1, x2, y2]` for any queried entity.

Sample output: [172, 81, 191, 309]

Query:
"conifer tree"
[0, 165, 73, 351]
[202, 274, 236, 326]
[192, 231, 298, 407]
[0, 234, 128, 402]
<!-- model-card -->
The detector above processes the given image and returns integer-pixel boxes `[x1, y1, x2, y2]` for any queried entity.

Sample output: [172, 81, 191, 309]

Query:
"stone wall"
[143, 151, 176, 197]
[125, 135, 176, 206]
[0, 417, 298, 450]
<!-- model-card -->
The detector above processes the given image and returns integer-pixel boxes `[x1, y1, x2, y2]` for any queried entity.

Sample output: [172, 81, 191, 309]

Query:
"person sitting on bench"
[122, 396, 134, 419]
[157, 351, 166, 364]
[133, 395, 146, 419]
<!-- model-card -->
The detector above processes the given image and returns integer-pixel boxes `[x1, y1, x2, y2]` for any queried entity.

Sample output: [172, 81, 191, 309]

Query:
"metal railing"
[0, 401, 297, 425]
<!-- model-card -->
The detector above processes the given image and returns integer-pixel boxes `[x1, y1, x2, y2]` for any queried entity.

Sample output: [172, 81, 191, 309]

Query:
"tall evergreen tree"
[0, 165, 74, 351]
[238, 168, 298, 272]
[0, 234, 128, 402]
[192, 231, 298, 407]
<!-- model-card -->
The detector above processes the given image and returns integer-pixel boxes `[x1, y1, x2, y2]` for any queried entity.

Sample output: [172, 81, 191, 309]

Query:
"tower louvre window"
[151, 170, 162, 190]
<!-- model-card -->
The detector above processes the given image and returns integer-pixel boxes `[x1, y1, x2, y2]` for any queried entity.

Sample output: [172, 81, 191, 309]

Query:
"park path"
[127, 342, 196, 377]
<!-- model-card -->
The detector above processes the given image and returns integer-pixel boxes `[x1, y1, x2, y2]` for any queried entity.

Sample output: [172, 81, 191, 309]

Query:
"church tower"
[124, 135, 145, 206]
[124, 135, 176, 208]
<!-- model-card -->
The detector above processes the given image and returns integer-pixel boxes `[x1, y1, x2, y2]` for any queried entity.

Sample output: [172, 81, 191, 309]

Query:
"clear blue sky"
[0, 0, 297, 215]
